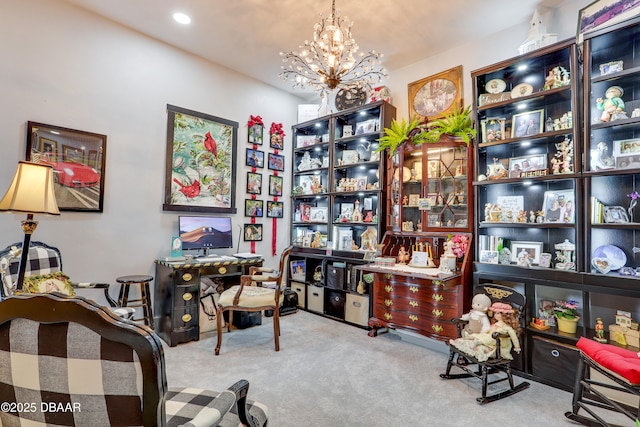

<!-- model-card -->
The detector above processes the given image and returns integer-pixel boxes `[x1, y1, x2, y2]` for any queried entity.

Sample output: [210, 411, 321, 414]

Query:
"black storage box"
[325, 289, 346, 319]
[232, 310, 262, 329]
[265, 289, 298, 317]
[326, 264, 346, 290]
[531, 336, 579, 390]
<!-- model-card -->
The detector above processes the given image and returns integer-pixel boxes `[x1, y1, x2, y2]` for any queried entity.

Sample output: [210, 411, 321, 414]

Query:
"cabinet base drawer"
[307, 284, 324, 313]
[531, 336, 579, 390]
[345, 294, 369, 326]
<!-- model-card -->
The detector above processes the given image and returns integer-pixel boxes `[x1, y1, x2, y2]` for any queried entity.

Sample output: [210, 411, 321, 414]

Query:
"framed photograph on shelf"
[480, 117, 506, 143]
[603, 206, 630, 223]
[296, 135, 317, 148]
[510, 241, 544, 265]
[427, 160, 440, 178]
[27, 121, 107, 212]
[243, 224, 263, 241]
[408, 65, 463, 121]
[511, 109, 544, 138]
[542, 189, 575, 223]
[297, 175, 319, 195]
[246, 148, 264, 168]
[268, 153, 285, 171]
[356, 176, 368, 191]
[267, 201, 284, 218]
[539, 253, 553, 268]
[246, 172, 262, 194]
[599, 60, 623, 76]
[408, 194, 420, 207]
[244, 199, 264, 217]
[309, 206, 328, 222]
[479, 250, 499, 264]
[341, 150, 359, 165]
[268, 175, 283, 196]
[355, 119, 378, 135]
[290, 260, 306, 282]
[508, 154, 548, 178]
[612, 138, 640, 157]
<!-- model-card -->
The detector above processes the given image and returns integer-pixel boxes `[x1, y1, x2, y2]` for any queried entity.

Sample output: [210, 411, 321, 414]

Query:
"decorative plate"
[592, 245, 627, 270]
[511, 83, 534, 98]
[486, 79, 506, 94]
[334, 87, 367, 111]
[393, 167, 411, 183]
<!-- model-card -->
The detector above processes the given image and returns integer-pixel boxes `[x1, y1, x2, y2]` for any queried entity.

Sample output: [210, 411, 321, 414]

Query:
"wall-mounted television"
[178, 216, 233, 251]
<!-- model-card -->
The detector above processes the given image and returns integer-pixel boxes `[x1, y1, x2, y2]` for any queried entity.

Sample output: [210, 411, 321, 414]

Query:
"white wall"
[386, 0, 593, 120]
[0, 0, 592, 303]
[0, 0, 300, 301]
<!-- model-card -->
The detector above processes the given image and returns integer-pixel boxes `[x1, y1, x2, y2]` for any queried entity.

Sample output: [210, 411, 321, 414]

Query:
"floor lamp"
[0, 161, 59, 293]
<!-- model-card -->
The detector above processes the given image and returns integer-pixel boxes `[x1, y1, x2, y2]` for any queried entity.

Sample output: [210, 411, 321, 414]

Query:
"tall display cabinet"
[288, 101, 396, 327]
[472, 26, 640, 392]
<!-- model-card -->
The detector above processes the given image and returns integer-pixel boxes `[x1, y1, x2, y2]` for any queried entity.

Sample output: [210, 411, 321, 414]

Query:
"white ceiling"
[61, 0, 567, 100]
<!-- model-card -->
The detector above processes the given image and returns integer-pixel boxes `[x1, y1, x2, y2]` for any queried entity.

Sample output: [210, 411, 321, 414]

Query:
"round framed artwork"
[408, 65, 463, 121]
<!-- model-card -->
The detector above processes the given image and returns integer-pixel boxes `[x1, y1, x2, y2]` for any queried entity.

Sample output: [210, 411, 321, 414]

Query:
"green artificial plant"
[375, 116, 429, 156]
[421, 103, 476, 145]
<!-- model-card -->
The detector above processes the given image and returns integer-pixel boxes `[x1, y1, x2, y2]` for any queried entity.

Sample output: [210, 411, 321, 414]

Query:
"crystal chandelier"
[279, 0, 387, 96]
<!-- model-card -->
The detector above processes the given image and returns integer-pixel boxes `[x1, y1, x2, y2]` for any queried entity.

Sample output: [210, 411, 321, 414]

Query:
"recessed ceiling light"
[173, 12, 191, 25]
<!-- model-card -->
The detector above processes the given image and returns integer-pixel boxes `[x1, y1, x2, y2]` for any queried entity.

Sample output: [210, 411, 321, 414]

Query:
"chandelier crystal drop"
[279, 0, 387, 96]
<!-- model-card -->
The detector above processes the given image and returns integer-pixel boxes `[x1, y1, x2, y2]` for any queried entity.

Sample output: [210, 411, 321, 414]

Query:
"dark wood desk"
[154, 257, 263, 346]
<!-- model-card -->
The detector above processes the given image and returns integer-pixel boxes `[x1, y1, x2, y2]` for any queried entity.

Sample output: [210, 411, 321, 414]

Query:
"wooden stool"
[116, 275, 154, 328]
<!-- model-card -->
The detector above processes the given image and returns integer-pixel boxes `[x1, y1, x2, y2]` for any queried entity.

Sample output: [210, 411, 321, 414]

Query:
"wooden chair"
[216, 246, 293, 355]
[440, 283, 530, 403]
[0, 293, 268, 426]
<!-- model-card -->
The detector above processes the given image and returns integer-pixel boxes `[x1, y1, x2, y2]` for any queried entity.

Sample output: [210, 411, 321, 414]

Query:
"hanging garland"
[269, 122, 285, 256]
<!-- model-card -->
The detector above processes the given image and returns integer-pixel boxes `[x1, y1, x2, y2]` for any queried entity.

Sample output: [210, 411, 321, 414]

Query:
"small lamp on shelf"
[0, 161, 60, 293]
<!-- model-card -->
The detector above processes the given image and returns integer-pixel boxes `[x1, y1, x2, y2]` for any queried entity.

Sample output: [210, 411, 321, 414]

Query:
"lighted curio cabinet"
[386, 136, 473, 234]
[472, 39, 581, 275]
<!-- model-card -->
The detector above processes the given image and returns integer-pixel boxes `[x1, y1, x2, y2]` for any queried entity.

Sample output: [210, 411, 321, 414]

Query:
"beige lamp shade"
[0, 161, 60, 215]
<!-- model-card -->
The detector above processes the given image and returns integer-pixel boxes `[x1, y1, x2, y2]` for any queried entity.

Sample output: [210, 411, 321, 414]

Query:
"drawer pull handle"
[409, 301, 418, 308]
[182, 293, 192, 301]
[385, 274, 392, 280]
[409, 314, 418, 322]
[385, 285, 392, 293]
[218, 266, 227, 275]
[353, 301, 361, 308]
[384, 312, 392, 320]
[432, 293, 444, 302]
[432, 325, 443, 333]
[182, 314, 192, 323]
[182, 273, 193, 282]
[433, 279, 443, 286]
[432, 309, 443, 317]
[384, 299, 393, 307]
[551, 350, 560, 358]
[409, 286, 419, 293]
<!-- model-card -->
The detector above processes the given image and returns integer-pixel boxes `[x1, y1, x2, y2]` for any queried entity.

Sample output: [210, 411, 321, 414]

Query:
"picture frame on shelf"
[479, 250, 499, 264]
[299, 203, 314, 221]
[511, 109, 544, 138]
[486, 158, 509, 180]
[408, 65, 463, 121]
[296, 135, 318, 148]
[542, 189, 575, 223]
[268, 152, 285, 171]
[342, 150, 359, 165]
[539, 253, 553, 268]
[244, 199, 264, 217]
[267, 201, 284, 218]
[615, 155, 640, 169]
[408, 194, 420, 207]
[246, 148, 264, 168]
[290, 260, 306, 282]
[355, 119, 378, 135]
[510, 241, 544, 265]
[356, 176, 368, 191]
[268, 175, 283, 196]
[309, 206, 328, 222]
[508, 154, 548, 178]
[427, 160, 440, 178]
[340, 203, 354, 220]
[612, 138, 640, 157]
[243, 224, 263, 241]
[297, 175, 319, 195]
[480, 117, 506, 143]
[599, 60, 623, 76]
[246, 172, 262, 194]
[603, 206, 630, 223]
[162, 106, 237, 214]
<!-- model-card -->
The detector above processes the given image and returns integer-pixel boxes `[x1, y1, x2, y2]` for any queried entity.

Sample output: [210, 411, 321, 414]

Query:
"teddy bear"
[460, 293, 492, 337]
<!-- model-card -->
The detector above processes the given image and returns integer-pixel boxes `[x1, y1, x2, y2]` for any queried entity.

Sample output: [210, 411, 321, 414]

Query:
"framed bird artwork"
[163, 104, 238, 213]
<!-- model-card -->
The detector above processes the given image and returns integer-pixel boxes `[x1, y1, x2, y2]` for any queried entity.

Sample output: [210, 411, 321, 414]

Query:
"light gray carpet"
[164, 310, 631, 426]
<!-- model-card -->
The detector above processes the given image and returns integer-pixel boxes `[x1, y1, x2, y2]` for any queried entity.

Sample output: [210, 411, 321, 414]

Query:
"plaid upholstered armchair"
[0, 241, 133, 318]
[0, 293, 269, 426]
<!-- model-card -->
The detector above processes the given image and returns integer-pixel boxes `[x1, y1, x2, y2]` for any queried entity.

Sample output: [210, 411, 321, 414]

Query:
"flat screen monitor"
[178, 216, 233, 251]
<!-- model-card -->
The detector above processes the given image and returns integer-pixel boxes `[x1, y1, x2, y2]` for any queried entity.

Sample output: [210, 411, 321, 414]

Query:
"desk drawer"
[171, 304, 199, 329]
[174, 285, 198, 308]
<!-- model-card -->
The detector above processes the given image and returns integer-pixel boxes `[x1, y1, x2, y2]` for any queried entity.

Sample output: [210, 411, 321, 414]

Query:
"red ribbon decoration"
[247, 115, 264, 128]
[269, 122, 285, 257]
[269, 122, 285, 137]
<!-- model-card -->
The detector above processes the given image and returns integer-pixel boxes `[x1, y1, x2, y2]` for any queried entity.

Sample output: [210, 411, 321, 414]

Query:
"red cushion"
[577, 336, 640, 384]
